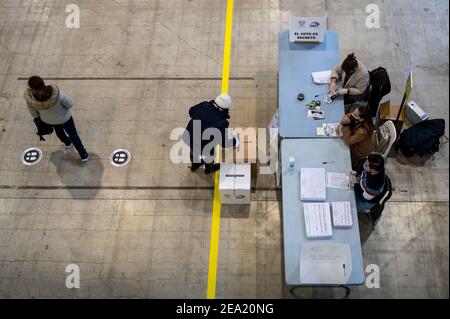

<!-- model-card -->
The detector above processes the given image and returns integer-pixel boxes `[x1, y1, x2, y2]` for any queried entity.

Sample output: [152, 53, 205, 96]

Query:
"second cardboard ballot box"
[406, 100, 429, 125]
[219, 164, 251, 205]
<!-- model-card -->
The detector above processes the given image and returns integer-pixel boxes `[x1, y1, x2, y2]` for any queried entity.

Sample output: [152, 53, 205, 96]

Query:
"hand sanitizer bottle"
[289, 157, 295, 168]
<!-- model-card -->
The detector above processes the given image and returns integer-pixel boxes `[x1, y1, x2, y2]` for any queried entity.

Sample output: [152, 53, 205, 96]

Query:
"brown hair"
[28, 76, 52, 101]
[356, 105, 375, 136]
[342, 53, 358, 74]
[367, 153, 384, 171]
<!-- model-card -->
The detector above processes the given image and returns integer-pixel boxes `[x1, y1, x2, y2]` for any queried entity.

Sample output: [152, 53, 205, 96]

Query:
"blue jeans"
[355, 195, 376, 211]
[52, 117, 88, 158]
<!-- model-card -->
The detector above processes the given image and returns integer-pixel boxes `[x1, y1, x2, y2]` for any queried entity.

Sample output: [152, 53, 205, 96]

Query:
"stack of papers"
[312, 70, 332, 84]
[326, 172, 350, 189]
[332, 202, 353, 227]
[324, 123, 342, 137]
[300, 168, 326, 201]
[317, 123, 342, 136]
[303, 203, 332, 238]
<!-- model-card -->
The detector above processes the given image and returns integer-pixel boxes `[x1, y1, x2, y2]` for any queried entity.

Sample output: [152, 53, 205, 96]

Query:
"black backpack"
[33, 117, 54, 141]
[366, 67, 391, 117]
[396, 119, 446, 157]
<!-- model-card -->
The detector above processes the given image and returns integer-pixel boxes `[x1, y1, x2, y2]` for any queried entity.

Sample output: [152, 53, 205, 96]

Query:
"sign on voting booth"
[289, 16, 327, 43]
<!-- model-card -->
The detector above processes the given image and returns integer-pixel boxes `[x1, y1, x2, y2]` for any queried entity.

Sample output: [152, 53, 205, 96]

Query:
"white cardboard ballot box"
[219, 164, 251, 205]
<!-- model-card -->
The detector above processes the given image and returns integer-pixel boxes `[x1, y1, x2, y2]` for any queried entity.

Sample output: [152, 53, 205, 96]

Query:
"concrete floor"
[0, 0, 448, 298]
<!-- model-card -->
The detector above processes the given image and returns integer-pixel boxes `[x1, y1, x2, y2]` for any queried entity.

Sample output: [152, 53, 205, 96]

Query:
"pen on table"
[322, 161, 335, 164]
[343, 264, 346, 277]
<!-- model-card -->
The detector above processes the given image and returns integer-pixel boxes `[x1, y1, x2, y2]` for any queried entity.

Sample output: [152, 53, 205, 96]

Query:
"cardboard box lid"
[379, 100, 406, 121]
[219, 164, 235, 190]
[233, 164, 251, 190]
[221, 128, 258, 164]
[219, 164, 251, 190]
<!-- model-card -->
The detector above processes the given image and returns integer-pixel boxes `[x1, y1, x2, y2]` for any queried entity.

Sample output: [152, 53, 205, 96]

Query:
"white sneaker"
[81, 154, 90, 162]
[64, 143, 73, 149]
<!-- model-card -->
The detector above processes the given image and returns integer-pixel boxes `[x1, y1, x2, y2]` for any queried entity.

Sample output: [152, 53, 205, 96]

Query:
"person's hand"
[232, 131, 240, 149]
[336, 88, 348, 96]
[328, 82, 336, 95]
[340, 114, 351, 125]
[349, 170, 357, 184]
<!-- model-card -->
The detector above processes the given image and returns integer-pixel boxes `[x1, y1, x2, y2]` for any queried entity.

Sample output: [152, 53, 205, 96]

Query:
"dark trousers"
[52, 117, 87, 158]
[190, 145, 217, 169]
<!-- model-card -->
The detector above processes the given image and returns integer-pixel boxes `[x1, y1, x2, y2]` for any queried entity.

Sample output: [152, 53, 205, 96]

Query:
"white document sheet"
[332, 201, 353, 227]
[300, 243, 352, 284]
[326, 172, 350, 189]
[300, 168, 326, 201]
[303, 202, 332, 238]
[311, 70, 332, 84]
[323, 123, 343, 137]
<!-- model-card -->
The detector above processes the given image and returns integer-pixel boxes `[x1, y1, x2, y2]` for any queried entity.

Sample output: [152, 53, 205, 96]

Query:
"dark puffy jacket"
[183, 101, 233, 156]
[397, 119, 445, 157]
[366, 67, 391, 117]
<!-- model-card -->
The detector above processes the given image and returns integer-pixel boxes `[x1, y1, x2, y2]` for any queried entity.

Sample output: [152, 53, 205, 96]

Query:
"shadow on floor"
[358, 214, 375, 246]
[285, 284, 357, 299]
[50, 150, 104, 199]
[396, 150, 434, 167]
[220, 204, 251, 218]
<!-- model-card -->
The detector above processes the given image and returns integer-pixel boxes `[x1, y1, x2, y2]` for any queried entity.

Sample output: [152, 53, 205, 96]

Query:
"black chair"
[357, 175, 392, 229]
[365, 67, 391, 118]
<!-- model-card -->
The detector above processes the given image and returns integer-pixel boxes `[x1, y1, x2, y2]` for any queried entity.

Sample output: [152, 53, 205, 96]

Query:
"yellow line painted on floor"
[220, 0, 234, 94]
[207, 0, 234, 300]
[206, 153, 222, 299]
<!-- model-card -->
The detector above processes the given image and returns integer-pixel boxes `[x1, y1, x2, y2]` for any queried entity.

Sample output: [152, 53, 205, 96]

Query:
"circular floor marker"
[21, 147, 43, 166]
[109, 149, 131, 167]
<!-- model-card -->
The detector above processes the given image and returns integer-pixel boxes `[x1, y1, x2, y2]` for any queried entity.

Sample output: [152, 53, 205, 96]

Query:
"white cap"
[214, 93, 232, 110]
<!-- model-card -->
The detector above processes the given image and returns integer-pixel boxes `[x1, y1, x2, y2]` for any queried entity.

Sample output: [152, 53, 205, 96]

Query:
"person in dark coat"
[184, 93, 237, 174]
[349, 153, 386, 211]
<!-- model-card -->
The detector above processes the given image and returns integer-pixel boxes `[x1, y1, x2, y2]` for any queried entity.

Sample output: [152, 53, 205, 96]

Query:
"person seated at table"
[349, 153, 386, 211]
[340, 105, 377, 168]
[329, 53, 370, 107]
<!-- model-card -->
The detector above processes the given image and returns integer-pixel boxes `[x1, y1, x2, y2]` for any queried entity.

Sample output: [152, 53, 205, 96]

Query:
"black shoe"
[204, 164, 220, 174]
[190, 163, 203, 172]
[81, 153, 90, 162]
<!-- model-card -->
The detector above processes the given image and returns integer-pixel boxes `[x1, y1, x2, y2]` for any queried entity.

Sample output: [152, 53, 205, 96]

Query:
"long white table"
[278, 29, 345, 139]
[281, 138, 365, 287]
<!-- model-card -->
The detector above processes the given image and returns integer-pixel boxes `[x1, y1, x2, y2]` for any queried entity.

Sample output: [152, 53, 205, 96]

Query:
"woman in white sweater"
[24, 76, 90, 162]
[329, 53, 370, 106]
